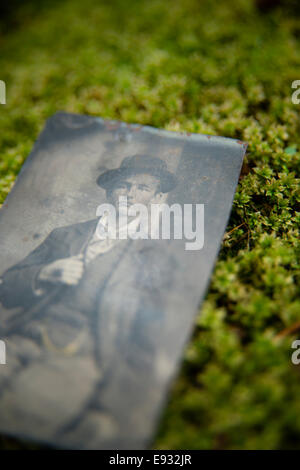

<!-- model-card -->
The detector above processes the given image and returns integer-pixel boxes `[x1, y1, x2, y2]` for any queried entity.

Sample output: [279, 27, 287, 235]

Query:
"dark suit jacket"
[0, 218, 177, 359]
[1, 218, 104, 310]
[0, 217, 179, 445]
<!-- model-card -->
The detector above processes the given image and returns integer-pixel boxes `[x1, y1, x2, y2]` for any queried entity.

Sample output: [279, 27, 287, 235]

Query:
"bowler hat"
[97, 154, 177, 193]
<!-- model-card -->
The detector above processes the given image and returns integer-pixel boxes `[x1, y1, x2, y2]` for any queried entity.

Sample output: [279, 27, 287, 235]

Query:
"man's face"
[108, 174, 162, 211]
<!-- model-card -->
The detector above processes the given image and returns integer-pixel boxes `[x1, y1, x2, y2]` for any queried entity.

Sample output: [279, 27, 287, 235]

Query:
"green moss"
[0, 0, 299, 449]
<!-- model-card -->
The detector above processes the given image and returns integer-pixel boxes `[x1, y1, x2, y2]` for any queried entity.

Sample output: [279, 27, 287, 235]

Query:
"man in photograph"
[0, 154, 178, 444]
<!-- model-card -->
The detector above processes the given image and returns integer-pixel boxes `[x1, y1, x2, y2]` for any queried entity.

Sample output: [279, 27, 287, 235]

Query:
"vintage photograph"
[1, 0, 300, 459]
[0, 112, 245, 449]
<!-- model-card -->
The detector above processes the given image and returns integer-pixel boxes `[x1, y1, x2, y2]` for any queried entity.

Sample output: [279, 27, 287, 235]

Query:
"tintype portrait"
[0, 113, 246, 449]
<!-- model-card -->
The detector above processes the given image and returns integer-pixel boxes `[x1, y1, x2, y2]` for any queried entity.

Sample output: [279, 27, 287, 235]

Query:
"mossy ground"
[0, 0, 299, 450]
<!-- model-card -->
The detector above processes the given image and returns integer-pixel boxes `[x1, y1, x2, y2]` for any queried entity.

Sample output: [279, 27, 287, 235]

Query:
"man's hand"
[38, 254, 84, 286]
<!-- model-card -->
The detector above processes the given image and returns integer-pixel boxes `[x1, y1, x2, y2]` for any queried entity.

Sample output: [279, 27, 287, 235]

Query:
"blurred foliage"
[0, 0, 299, 450]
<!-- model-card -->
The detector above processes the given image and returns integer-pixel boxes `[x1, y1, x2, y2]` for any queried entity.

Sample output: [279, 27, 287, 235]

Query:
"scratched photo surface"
[0, 113, 246, 449]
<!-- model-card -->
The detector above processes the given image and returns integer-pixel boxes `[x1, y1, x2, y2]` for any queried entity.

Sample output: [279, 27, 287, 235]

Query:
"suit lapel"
[68, 218, 99, 257]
